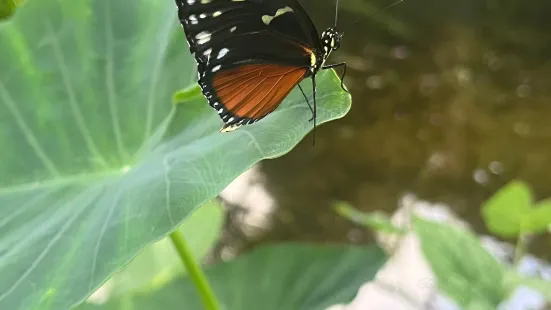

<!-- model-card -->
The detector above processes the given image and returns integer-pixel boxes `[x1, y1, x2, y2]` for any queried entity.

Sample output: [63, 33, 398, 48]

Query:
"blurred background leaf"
[334, 201, 405, 234]
[0, 0, 19, 19]
[77, 244, 387, 310]
[482, 181, 551, 237]
[525, 199, 551, 235]
[414, 219, 505, 308]
[481, 181, 533, 238]
[0, 0, 351, 309]
[503, 270, 551, 302]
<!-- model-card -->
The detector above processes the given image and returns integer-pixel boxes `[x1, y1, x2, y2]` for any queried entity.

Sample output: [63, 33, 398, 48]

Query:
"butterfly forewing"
[176, 0, 322, 128]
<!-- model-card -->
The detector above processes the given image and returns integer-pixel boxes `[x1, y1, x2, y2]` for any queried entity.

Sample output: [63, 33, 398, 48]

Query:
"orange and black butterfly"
[175, 0, 346, 132]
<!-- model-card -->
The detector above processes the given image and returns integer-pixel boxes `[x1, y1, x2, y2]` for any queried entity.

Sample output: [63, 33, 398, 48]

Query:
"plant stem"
[169, 230, 221, 310]
[513, 232, 530, 268]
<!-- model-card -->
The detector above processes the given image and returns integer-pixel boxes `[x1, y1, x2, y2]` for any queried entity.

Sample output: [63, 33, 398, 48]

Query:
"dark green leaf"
[77, 244, 387, 310]
[481, 180, 533, 238]
[0, 0, 351, 309]
[414, 219, 505, 308]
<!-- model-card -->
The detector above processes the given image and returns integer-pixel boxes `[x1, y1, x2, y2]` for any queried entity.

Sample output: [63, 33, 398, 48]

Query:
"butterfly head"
[321, 27, 342, 55]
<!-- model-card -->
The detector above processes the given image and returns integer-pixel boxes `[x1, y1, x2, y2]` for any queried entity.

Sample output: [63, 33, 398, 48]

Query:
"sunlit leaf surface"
[0, 0, 351, 309]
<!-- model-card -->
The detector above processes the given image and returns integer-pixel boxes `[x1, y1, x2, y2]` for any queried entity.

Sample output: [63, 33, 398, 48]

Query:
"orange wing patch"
[212, 64, 307, 121]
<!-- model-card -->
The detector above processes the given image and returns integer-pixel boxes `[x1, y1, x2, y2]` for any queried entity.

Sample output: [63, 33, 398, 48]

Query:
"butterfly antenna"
[367, 0, 405, 18]
[334, 0, 340, 27]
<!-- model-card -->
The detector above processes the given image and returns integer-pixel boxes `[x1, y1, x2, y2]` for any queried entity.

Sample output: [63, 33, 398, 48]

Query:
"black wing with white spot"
[176, 0, 321, 65]
[175, 0, 323, 128]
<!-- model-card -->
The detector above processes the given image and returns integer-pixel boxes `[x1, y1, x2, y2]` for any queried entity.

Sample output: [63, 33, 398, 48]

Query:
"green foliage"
[333, 201, 406, 234]
[524, 198, 551, 234]
[504, 270, 551, 302]
[414, 219, 506, 308]
[172, 84, 203, 105]
[336, 192, 551, 308]
[482, 181, 533, 237]
[0, 0, 19, 19]
[76, 244, 387, 310]
[0, 0, 351, 309]
[105, 200, 224, 297]
[482, 180, 551, 238]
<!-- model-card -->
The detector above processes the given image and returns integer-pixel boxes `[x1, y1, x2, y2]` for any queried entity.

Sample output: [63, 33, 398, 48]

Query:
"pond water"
[255, 0, 551, 259]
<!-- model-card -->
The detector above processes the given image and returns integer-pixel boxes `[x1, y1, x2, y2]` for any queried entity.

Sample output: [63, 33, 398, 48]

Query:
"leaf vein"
[163, 156, 175, 226]
[45, 19, 109, 168]
[144, 10, 177, 141]
[240, 129, 265, 157]
[0, 191, 91, 302]
[0, 82, 60, 176]
[88, 189, 121, 291]
[104, 6, 126, 162]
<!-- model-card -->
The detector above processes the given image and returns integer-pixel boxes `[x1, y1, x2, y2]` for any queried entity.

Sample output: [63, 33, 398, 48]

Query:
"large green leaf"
[77, 244, 387, 310]
[0, 1, 351, 310]
[105, 200, 224, 298]
[414, 219, 505, 308]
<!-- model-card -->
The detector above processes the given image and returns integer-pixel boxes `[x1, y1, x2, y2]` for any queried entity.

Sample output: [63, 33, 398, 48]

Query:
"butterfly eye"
[332, 35, 341, 50]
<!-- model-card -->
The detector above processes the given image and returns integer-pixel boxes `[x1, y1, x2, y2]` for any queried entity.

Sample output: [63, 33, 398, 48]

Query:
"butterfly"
[175, 0, 347, 133]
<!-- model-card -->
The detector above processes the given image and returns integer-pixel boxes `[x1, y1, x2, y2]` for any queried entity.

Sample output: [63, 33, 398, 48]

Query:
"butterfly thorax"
[312, 27, 342, 73]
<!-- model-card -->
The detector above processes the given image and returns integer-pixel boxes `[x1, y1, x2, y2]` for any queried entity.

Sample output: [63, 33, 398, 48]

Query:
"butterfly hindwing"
[210, 64, 308, 126]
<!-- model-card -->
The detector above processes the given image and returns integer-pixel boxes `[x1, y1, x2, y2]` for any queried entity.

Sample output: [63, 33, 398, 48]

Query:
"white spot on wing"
[196, 31, 211, 44]
[212, 65, 221, 72]
[230, 26, 237, 32]
[262, 6, 294, 25]
[213, 11, 222, 17]
[195, 31, 210, 39]
[217, 48, 229, 59]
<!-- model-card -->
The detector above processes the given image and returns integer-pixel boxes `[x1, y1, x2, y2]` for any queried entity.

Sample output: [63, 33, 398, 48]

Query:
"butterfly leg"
[323, 62, 348, 93]
[298, 83, 315, 118]
[311, 74, 317, 145]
